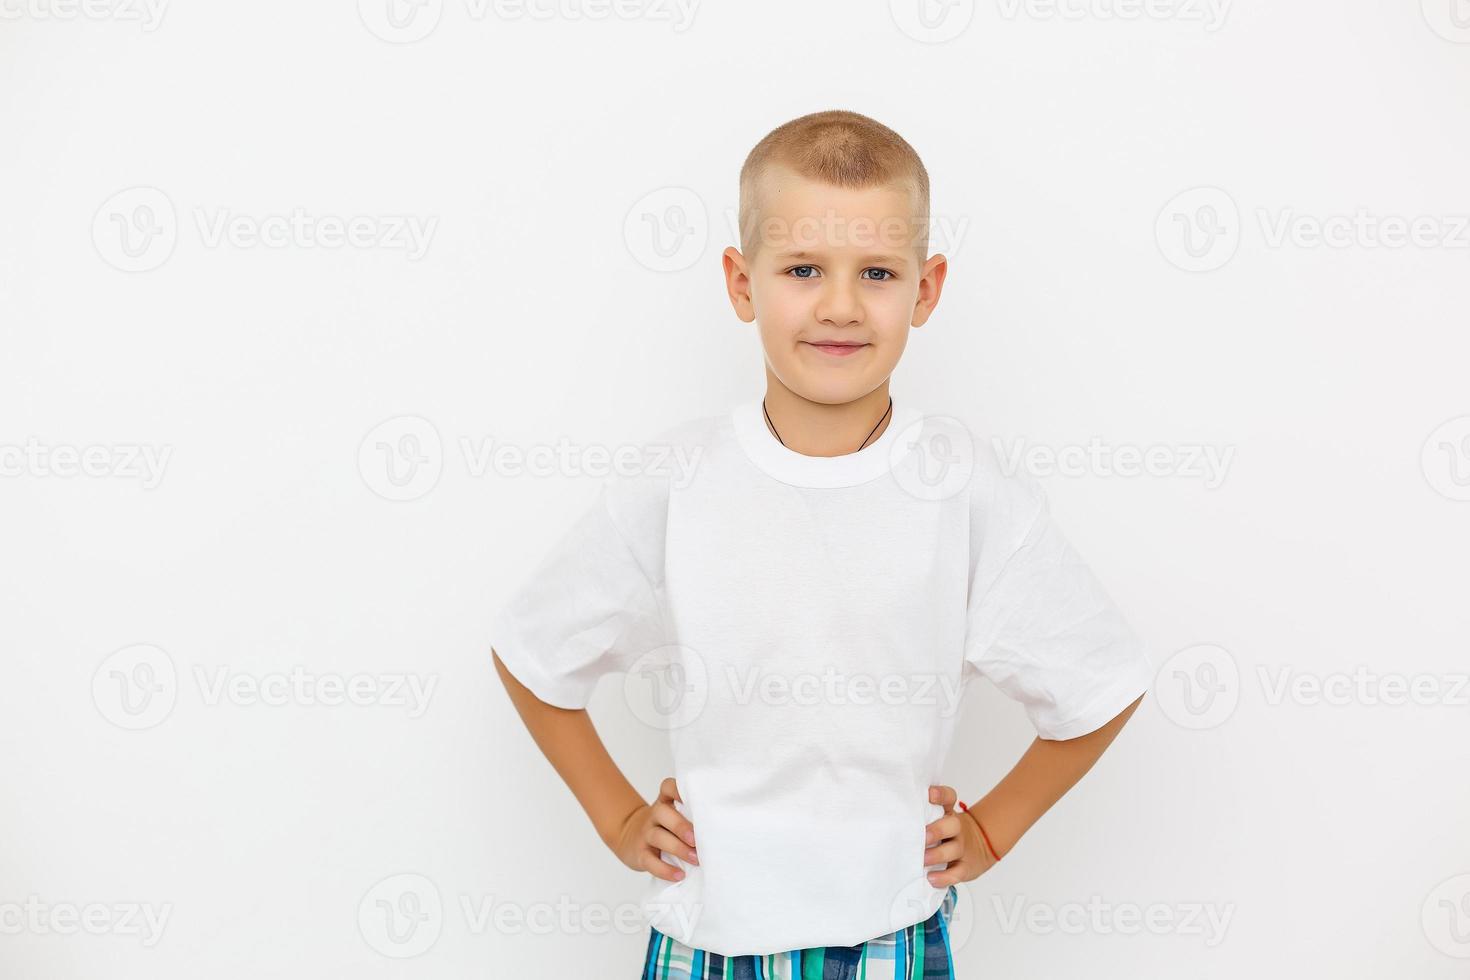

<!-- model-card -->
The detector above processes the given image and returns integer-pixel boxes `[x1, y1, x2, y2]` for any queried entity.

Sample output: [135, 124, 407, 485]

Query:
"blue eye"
[863, 268, 895, 282]
[789, 265, 818, 279]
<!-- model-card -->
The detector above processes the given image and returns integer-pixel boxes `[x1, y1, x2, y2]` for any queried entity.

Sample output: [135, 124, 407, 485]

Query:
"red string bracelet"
[957, 800, 1001, 863]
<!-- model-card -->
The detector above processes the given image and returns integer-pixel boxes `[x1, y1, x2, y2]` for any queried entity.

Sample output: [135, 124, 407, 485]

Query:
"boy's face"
[722, 168, 948, 407]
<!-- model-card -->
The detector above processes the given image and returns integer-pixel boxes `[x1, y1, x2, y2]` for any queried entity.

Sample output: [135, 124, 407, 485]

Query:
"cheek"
[756, 276, 812, 309]
[752, 282, 812, 331]
[867, 285, 918, 322]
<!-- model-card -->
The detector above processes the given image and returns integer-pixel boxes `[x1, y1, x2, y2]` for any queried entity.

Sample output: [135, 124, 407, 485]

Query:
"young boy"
[490, 109, 1152, 976]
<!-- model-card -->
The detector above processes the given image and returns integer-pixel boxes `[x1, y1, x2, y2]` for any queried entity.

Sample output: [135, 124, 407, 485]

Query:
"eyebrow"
[778, 250, 910, 265]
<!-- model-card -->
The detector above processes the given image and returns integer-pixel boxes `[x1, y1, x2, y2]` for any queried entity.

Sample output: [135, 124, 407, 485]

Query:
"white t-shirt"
[489, 397, 1154, 957]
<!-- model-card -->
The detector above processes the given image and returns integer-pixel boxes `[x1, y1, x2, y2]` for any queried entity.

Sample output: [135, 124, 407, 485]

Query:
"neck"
[760, 379, 894, 458]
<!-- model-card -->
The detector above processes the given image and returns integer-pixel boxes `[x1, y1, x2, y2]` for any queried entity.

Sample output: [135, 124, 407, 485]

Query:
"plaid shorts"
[640, 884, 959, 980]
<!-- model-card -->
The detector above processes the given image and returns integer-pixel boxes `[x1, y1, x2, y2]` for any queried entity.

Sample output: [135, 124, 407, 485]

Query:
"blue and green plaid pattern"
[641, 885, 959, 979]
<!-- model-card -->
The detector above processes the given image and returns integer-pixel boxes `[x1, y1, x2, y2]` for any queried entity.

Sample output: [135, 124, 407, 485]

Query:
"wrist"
[957, 802, 1002, 863]
[596, 794, 646, 851]
[965, 797, 1022, 860]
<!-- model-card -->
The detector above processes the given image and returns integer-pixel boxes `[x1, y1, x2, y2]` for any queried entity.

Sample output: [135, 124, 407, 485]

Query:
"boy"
[490, 109, 1152, 974]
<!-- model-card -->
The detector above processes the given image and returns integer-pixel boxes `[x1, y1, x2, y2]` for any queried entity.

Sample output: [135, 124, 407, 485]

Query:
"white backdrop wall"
[2, 2, 1468, 977]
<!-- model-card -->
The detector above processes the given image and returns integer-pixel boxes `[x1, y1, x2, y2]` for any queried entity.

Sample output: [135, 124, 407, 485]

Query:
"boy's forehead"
[751, 167, 925, 257]
[756, 167, 916, 221]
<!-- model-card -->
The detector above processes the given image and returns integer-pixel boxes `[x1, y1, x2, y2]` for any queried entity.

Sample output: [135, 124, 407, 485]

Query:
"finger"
[924, 837, 966, 867]
[659, 777, 682, 804]
[924, 812, 964, 845]
[653, 799, 697, 847]
[926, 861, 968, 888]
[640, 848, 687, 883]
[928, 784, 958, 813]
[648, 826, 699, 865]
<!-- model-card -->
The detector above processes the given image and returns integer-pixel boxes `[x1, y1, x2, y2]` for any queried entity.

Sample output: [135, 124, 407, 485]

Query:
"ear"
[911, 253, 948, 328]
[722, 246, 756, 323]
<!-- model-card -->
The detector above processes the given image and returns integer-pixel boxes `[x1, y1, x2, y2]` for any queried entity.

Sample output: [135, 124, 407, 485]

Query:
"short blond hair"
[737, 109, 931, 261]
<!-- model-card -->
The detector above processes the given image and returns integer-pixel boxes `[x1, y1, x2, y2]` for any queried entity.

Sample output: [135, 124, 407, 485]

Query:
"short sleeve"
[963, 473, 1153, 740]
[490, 476, 668, 710]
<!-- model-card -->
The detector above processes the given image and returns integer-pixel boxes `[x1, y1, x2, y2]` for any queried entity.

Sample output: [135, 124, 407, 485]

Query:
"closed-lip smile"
[803, 339, 869, 357]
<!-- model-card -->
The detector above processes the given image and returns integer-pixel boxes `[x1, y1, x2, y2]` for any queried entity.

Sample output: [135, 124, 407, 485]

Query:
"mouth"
[802, 340, 870, 358]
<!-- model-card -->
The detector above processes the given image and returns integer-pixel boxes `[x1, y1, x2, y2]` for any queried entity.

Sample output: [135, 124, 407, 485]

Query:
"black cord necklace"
[762, 396, 893, 452]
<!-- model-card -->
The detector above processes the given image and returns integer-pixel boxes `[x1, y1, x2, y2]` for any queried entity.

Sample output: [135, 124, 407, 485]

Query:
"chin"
[776, 372, 880, 406]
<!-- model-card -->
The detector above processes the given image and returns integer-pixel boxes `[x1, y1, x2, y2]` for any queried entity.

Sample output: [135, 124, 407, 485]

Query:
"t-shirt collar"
[729, 396, 925, 489]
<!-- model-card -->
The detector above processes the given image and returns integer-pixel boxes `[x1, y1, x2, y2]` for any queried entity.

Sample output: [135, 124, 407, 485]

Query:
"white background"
[3, 1, 1469, 977]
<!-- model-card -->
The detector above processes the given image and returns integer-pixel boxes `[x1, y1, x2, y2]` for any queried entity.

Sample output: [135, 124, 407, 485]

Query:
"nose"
[814, 277, 863, 328]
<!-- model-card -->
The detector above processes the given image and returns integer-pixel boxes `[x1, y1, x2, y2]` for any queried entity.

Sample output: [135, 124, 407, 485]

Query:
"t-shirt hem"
[490, 628, 590, 710]
[1032, 658, 1154, 741]
[645, 884, 949, 958]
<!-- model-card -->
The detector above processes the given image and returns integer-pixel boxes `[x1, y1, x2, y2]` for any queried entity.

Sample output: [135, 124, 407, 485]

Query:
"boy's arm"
[969, 692, 1145, 858]
[492, 649, 644, 850]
